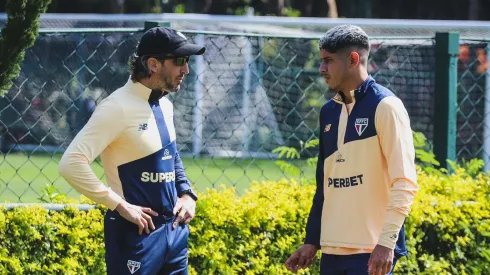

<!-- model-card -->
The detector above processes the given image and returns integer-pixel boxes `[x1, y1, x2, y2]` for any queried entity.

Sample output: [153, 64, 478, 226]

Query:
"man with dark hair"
[285, 25, 418, 275]
[59, 27, 204, 275]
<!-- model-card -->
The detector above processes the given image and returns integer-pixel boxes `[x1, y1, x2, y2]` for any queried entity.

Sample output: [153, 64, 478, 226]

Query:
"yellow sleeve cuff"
[378, 210, 406, 249]
[104, 189, 124, 211]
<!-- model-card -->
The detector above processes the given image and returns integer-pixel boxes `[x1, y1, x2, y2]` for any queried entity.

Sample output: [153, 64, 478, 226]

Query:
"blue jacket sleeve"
[174, 151, 192, 194]
[304, 117, 325, 249]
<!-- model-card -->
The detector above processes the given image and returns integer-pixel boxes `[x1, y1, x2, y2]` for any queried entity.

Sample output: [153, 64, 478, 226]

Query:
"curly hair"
[319, 25, 370, 53]
[319, 25, 370, 65]
[128, 54, 152, 82]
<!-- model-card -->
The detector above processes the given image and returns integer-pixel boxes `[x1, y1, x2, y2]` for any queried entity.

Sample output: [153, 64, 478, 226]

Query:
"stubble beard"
[157, 70, 181, 93]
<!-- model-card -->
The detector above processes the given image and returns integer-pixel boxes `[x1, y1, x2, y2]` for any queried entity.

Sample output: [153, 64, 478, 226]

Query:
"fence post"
[434, 32, 459, 170]
[484, 41, 490, 172]
[192, 27, 204, 157]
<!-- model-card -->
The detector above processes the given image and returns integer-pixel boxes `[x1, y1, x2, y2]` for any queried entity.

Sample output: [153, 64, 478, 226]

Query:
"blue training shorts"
[320, 253, 399, 275]
[104, 210, 189, 275]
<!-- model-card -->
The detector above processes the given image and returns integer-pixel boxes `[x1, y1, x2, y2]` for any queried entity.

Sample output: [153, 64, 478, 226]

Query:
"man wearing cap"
[59, 27, 205, 275]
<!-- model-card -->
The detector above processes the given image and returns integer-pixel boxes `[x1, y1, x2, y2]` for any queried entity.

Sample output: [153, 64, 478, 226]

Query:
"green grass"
[0, 153, 314, 203]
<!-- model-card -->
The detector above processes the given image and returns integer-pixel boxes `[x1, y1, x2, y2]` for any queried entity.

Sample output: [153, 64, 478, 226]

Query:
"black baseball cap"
[136, 27, 205, 57]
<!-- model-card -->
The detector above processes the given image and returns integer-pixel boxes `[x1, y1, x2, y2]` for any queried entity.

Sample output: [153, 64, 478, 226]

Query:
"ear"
[147, 57, 160, 74]
[350, 52, 361, 67]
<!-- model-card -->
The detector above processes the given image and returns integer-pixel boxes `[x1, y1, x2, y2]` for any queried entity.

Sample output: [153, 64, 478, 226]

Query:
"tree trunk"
[304, 0, 313, 16]
[203, 0, 212, 13]
[278, 0, 285, 15]
[327, 0, 338, 18]
[468, 0, 480, 20]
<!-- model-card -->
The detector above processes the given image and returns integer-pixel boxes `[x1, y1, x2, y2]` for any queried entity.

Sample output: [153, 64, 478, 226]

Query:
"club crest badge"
[355, 118, 368, 136]
[127, 260, 141, 274]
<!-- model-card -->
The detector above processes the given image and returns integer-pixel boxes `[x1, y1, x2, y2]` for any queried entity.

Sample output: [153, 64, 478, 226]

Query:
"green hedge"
[1, 164, 489, 274]
[400, 160, 490, 275]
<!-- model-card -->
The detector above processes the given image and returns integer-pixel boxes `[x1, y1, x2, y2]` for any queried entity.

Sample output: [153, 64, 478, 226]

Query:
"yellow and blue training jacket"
[304, 76, 418, 255]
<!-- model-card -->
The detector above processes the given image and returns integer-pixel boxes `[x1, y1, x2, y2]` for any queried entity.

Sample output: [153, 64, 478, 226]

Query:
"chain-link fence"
[457, 39, 489, 163]
[0, 28, 487, 203]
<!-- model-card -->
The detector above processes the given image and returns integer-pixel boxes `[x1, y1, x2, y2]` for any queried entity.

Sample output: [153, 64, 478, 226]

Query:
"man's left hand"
[368, 244, 394, 275]
[172, 195, 196, 229]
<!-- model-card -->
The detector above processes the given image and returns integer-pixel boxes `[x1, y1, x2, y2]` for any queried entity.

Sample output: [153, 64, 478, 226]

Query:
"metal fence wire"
[0, 29, 487, 203]
[457, 39, 489, 161]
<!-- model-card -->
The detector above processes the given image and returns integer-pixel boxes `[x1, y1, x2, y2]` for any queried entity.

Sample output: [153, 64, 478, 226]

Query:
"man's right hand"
[284, 244, 318, 273]
[115, 201, 159, 235]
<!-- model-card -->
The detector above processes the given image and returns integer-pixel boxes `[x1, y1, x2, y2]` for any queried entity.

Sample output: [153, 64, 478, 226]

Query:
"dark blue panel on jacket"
[344, 82, 395, 145]
[320, 101, 342, 160]
[117, 142, 178, 216]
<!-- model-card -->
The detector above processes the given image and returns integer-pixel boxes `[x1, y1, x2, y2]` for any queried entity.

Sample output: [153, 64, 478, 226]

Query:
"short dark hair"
[319, 25, 370, 55]
[128, 54, 152, 82]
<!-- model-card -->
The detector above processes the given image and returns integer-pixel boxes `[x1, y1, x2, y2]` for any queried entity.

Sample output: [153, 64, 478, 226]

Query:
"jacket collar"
[125, 78, 168, 101]
[333, 75, 375, 104]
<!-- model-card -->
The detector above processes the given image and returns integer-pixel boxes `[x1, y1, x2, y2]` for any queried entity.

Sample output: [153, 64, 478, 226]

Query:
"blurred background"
[2, 1, 490, 274]
[1, 0, 490, 20]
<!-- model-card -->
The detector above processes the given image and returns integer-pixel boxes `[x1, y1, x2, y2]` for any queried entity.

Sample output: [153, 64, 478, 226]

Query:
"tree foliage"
[0, 0, 51, 97]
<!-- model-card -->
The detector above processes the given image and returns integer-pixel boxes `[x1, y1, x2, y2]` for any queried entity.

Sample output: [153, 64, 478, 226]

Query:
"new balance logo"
[127, 260, 141, 274]
[138, 123, 148, 131]
[324, 124, 331, 133]
[176, 31, 187, 40]
[162, 149, 173, 161]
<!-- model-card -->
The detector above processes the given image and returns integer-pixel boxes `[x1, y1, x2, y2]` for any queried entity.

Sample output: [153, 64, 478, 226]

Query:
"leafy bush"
[0, 204, 106, 275]
[188, 179, 318, 275]
[1, 131, 489, 274]
[398, 161, 490, 275]
[1, 180, 317, 275]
